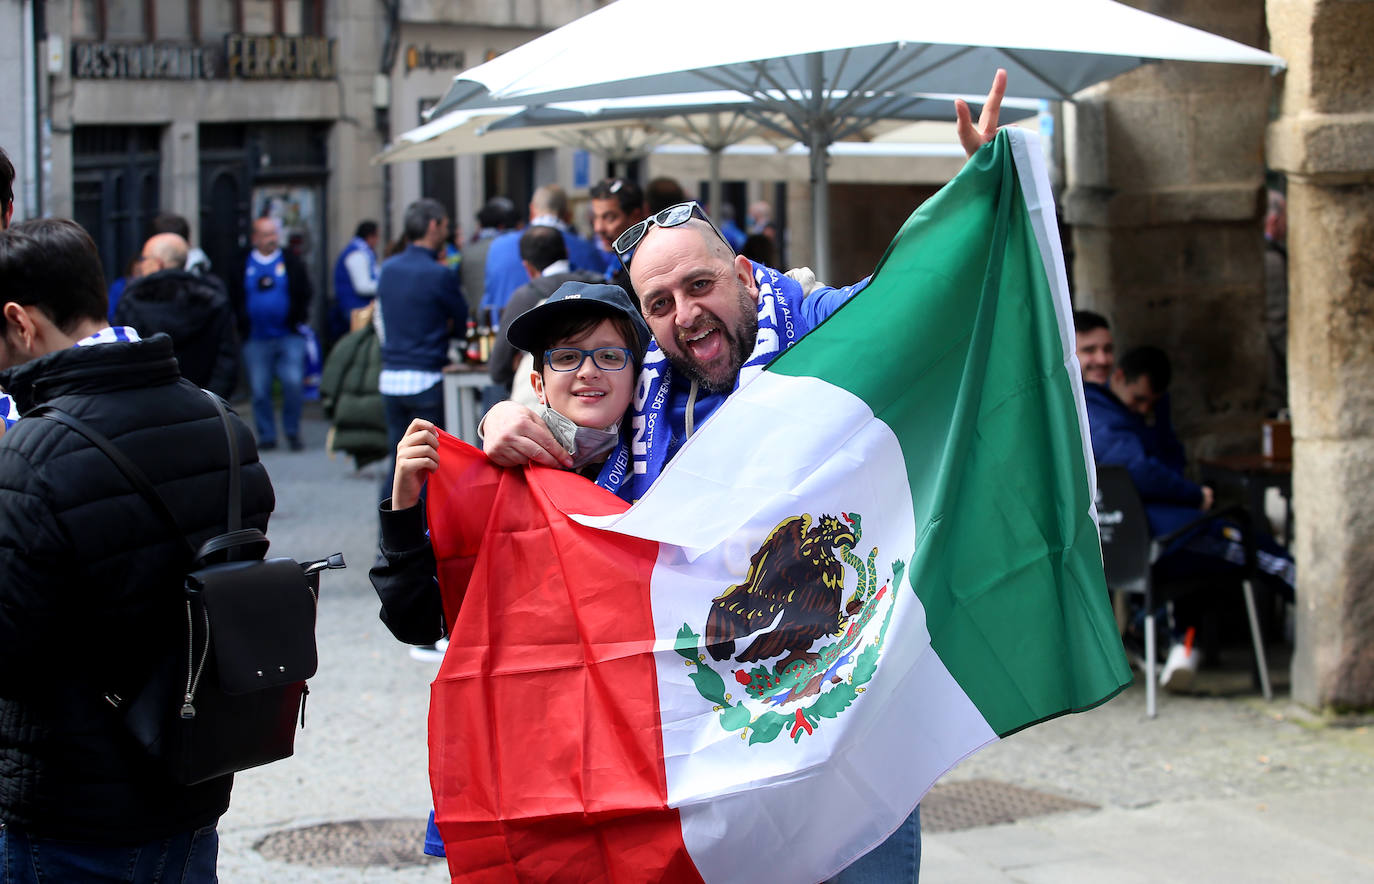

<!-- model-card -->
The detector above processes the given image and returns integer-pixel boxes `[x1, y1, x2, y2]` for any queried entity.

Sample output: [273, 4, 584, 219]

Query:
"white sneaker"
[409, 637, 449, 663]
[1159, 641, 1198, 693]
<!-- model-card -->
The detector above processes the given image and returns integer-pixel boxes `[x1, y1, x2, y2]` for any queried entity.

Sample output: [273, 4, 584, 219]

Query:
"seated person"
[370, 281, 651, 858]
[1086, 345, 1211, 532]
[1073, 309, 1115, 387]
[1085, 344, 1295, 689]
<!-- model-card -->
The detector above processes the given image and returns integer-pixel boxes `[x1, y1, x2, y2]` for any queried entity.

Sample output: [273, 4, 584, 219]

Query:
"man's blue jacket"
[377, 244, 466, 374]
[1085, 382, 1204, 536]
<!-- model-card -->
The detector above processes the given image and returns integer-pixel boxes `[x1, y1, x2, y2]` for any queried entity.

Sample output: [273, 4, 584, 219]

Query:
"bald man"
[115, 232, 240, 398]
[227, 217, 314, 450]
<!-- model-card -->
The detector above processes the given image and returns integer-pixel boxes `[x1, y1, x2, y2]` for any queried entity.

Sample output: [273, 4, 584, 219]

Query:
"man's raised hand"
[481, 400, 574, 469]
[955, 68, 1008, 158]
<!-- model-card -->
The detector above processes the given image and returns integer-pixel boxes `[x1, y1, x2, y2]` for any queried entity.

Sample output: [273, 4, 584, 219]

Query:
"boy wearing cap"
[372, 281, 651, 859]
[386, 281, 650, 519]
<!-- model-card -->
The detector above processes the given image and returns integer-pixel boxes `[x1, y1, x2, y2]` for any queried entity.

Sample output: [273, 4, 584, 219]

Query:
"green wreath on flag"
[674, 554, 907, 746]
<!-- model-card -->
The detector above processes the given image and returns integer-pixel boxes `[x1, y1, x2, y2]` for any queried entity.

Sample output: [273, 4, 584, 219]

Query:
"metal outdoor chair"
[1095, 465, 1273, 717]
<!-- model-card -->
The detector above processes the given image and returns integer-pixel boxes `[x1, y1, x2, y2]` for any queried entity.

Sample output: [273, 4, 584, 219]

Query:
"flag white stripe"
[627, 373, 995, 884]
[1007, 129, 1101, 526]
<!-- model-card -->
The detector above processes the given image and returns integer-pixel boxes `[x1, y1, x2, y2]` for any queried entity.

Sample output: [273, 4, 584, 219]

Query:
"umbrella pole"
[806, 53, 831, 282]
[708, 146, 722, 218]
[809, 124, 831, 282]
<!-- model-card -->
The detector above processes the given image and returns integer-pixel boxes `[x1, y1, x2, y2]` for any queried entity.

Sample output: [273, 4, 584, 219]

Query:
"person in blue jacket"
[482, 185, 606, 323]
[1084, 342, 1295, 689]
[1084, 345, 1214, 535]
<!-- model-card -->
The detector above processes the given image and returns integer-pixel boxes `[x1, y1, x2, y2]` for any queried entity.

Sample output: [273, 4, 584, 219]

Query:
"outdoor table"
[1198, 454, 1293, 548]
[442, 365, 489, 445]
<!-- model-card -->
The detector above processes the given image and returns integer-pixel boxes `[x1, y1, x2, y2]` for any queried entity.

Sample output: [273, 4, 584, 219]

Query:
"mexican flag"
[424, 128, 1131, 883]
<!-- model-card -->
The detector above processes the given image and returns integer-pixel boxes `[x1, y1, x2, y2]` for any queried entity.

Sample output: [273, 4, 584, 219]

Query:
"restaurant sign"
[404, 44, 465, 75]
[73, 41, 217, 79]
[73, 35, 336, 81]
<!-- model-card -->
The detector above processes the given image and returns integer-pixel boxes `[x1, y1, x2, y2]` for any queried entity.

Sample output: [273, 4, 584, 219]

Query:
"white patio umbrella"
[378, 90, 1037, 234]
[427, 0, 1284, 279]
[372, 102, 684, 168]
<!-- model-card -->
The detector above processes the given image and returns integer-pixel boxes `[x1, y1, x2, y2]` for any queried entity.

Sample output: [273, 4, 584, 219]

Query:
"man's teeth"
[575, 391, 605, 397]
[686, 329, 713, 343]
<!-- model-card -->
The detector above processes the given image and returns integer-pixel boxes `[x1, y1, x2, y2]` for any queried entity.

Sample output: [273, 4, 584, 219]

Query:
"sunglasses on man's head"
[612, 201, 733, 270]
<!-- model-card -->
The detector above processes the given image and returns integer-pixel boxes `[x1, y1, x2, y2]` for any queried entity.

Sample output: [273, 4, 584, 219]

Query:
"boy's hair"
[0, 218, 108, 334]
[531, 310, 640, 374]
[1117, 345, 1171, 392]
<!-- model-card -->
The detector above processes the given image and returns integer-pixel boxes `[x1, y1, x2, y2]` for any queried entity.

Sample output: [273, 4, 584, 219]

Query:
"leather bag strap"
[32, 390, 255, 564]
[32, 405, 198, 561]
[202, 389, 241, 532]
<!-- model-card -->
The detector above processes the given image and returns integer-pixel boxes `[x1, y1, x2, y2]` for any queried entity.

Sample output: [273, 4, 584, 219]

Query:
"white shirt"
[343, 248, 379, 297]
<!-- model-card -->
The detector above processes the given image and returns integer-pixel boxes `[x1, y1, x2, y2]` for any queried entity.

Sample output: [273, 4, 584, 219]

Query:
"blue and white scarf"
[1, 327, 140, 429]
[595, 263, 809, 502]
[75, 326, 141, 347]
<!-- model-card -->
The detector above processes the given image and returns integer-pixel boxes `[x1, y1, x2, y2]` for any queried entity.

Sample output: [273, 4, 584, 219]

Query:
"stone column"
[160, 121, 199, 239]
[1267, 0, 1374, 708]
[1063, 1, 1273, 459]
[329, 0, 386, 260]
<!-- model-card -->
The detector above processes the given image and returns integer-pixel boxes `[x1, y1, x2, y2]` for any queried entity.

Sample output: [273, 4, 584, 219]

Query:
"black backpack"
[34, 393, 344, 784]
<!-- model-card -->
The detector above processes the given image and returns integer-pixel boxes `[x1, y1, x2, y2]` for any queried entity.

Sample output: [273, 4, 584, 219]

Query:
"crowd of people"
[0, 62, 1298, 882]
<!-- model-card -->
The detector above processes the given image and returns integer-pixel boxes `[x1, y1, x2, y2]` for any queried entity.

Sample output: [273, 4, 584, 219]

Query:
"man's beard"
[667, 284, 759, 394]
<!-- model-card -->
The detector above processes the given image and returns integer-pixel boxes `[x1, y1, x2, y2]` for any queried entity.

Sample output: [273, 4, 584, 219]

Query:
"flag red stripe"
[426, 434, 704, 883]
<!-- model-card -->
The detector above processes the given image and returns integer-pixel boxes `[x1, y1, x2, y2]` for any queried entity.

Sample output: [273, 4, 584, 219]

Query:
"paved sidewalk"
[219, 407, 1374, 882]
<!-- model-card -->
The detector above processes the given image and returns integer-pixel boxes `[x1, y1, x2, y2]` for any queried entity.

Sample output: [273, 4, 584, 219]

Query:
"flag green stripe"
[768, 131, 1130, 736]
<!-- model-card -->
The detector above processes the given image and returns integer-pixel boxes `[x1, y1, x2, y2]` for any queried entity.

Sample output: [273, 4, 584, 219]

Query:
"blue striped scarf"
[594, 263, 810, 502]
[1, 327, 141, 428]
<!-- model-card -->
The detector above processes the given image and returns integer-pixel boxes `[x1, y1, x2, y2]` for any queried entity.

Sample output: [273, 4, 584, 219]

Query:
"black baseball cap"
[505, 281, 652, 364]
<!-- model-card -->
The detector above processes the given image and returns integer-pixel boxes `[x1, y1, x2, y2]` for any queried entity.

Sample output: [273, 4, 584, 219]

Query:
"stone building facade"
[13, 0, 385, 318]
[384, 0, 603, 243]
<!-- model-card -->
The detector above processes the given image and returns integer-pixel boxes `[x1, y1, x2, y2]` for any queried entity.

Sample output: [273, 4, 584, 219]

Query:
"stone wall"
[1064, 0, 1275, 459]
[1267, 0, 1374, 708]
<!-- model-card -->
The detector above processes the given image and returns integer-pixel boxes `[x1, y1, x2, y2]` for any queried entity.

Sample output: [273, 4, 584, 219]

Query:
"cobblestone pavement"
[218, 406, 1374, 882]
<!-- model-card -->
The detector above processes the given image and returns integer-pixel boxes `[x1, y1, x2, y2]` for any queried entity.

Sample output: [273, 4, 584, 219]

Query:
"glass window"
[241, 0, 273, 34]
[71, 0, 100, 38]
[106, 3, 147, 40]
[156, 0, 191, 40]
[282, 0, 302, 35]
[199, 0, 234, 39]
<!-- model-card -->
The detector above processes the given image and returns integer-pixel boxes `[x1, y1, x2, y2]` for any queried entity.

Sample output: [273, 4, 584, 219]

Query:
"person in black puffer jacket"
[115, 232, 240, 399]
[0, 219, 274, 881]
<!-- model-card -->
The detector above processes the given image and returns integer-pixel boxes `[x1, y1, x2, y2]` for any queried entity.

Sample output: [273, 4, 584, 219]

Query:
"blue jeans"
[0, 824, 218, 883]
[831, 805, 921, 883]
[380, 383, 447, 505]
[243, 334, 305, 445]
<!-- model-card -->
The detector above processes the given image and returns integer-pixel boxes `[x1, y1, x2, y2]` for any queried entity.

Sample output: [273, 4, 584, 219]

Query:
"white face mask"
[539, 405, 620, 470]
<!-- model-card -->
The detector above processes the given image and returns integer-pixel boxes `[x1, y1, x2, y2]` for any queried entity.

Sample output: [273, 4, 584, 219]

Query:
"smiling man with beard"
[482, 206, 863, 497]
[631, 218, 761, 393]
